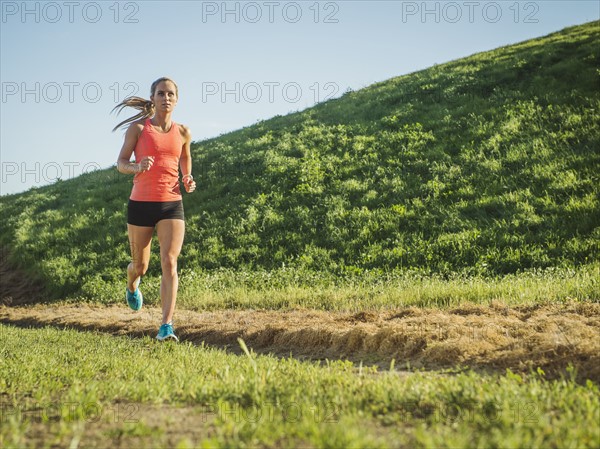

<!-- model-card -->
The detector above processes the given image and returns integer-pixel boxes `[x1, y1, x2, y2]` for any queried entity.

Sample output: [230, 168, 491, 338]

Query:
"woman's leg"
[127, 224, 154, 292]
[156, 219, 185, 324]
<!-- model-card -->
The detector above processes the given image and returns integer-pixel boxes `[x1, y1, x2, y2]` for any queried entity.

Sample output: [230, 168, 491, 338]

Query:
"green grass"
[58, 261, 598, 311]
[1, 324, 599, 449]
[1, 21, 598, 449]
[0, 21, 598, 302]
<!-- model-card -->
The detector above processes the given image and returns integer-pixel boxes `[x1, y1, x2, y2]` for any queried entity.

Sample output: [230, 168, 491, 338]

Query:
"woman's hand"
[138, 156, 154, 173]
[182, 174, 196, 193]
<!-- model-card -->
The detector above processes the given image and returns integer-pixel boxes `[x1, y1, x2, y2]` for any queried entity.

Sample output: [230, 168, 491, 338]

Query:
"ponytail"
[111, 96, 155, 132]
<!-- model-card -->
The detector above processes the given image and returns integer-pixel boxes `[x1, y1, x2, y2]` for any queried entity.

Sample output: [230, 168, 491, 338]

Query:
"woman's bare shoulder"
[178, 123, 191, 140]
[126, 119, 146, 136]
[130, 118, 147, 129]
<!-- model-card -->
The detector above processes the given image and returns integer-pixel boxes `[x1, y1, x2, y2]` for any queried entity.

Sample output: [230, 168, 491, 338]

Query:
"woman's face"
[151, 80, 178, 114]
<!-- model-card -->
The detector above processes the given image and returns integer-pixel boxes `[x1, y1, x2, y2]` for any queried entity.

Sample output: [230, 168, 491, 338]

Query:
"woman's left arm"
[179, 125, 196, 193]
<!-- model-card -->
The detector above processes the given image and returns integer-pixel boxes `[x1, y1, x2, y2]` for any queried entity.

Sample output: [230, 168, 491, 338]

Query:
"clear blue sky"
[1, 1, 598, 195]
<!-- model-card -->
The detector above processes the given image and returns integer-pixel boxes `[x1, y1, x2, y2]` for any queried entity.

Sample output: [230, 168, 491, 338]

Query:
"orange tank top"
[130, 118, 183, 202]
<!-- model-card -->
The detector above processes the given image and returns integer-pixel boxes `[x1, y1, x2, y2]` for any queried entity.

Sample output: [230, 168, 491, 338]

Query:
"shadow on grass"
[1, 302, 598, 384]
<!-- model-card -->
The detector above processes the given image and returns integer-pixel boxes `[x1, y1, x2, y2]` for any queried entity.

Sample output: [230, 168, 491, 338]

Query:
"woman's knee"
[132, 261, 149, 277]
[160, 254, 178, 275]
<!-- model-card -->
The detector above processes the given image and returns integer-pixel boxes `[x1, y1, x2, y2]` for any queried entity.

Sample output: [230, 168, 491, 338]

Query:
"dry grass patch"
[2, 301, 598, 381]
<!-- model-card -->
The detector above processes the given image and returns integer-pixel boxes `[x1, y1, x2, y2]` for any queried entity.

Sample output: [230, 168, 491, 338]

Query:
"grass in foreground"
[1, 325, 598, 448]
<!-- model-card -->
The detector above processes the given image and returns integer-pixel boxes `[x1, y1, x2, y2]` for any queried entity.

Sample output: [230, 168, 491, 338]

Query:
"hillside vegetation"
[0, 21, 598, 302]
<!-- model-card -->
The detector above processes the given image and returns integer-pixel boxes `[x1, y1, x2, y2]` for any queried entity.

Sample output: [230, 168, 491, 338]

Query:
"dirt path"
[1, 302, 598, 381]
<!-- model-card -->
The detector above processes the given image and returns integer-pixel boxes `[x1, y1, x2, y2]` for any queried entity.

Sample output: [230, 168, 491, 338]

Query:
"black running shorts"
[127, 199, 184, 227]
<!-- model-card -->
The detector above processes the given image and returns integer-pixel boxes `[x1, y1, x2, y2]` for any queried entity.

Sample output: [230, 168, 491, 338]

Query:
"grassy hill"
[1, 21, 598, 303]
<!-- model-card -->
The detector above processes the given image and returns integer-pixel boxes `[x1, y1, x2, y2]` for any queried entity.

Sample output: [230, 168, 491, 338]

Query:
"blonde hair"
[111, 77, 178, 132]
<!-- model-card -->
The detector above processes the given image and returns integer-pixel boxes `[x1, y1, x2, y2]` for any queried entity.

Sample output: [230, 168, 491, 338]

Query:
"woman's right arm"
[116, 123, 151, 174]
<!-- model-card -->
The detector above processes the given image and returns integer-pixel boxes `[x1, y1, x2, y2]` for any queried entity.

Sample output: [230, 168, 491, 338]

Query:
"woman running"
[113, 77, 196, 341]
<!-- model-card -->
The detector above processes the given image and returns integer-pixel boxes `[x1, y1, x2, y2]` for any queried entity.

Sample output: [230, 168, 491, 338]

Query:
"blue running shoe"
[125, 287, 143, 311]
[156, 322, 179, 342]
